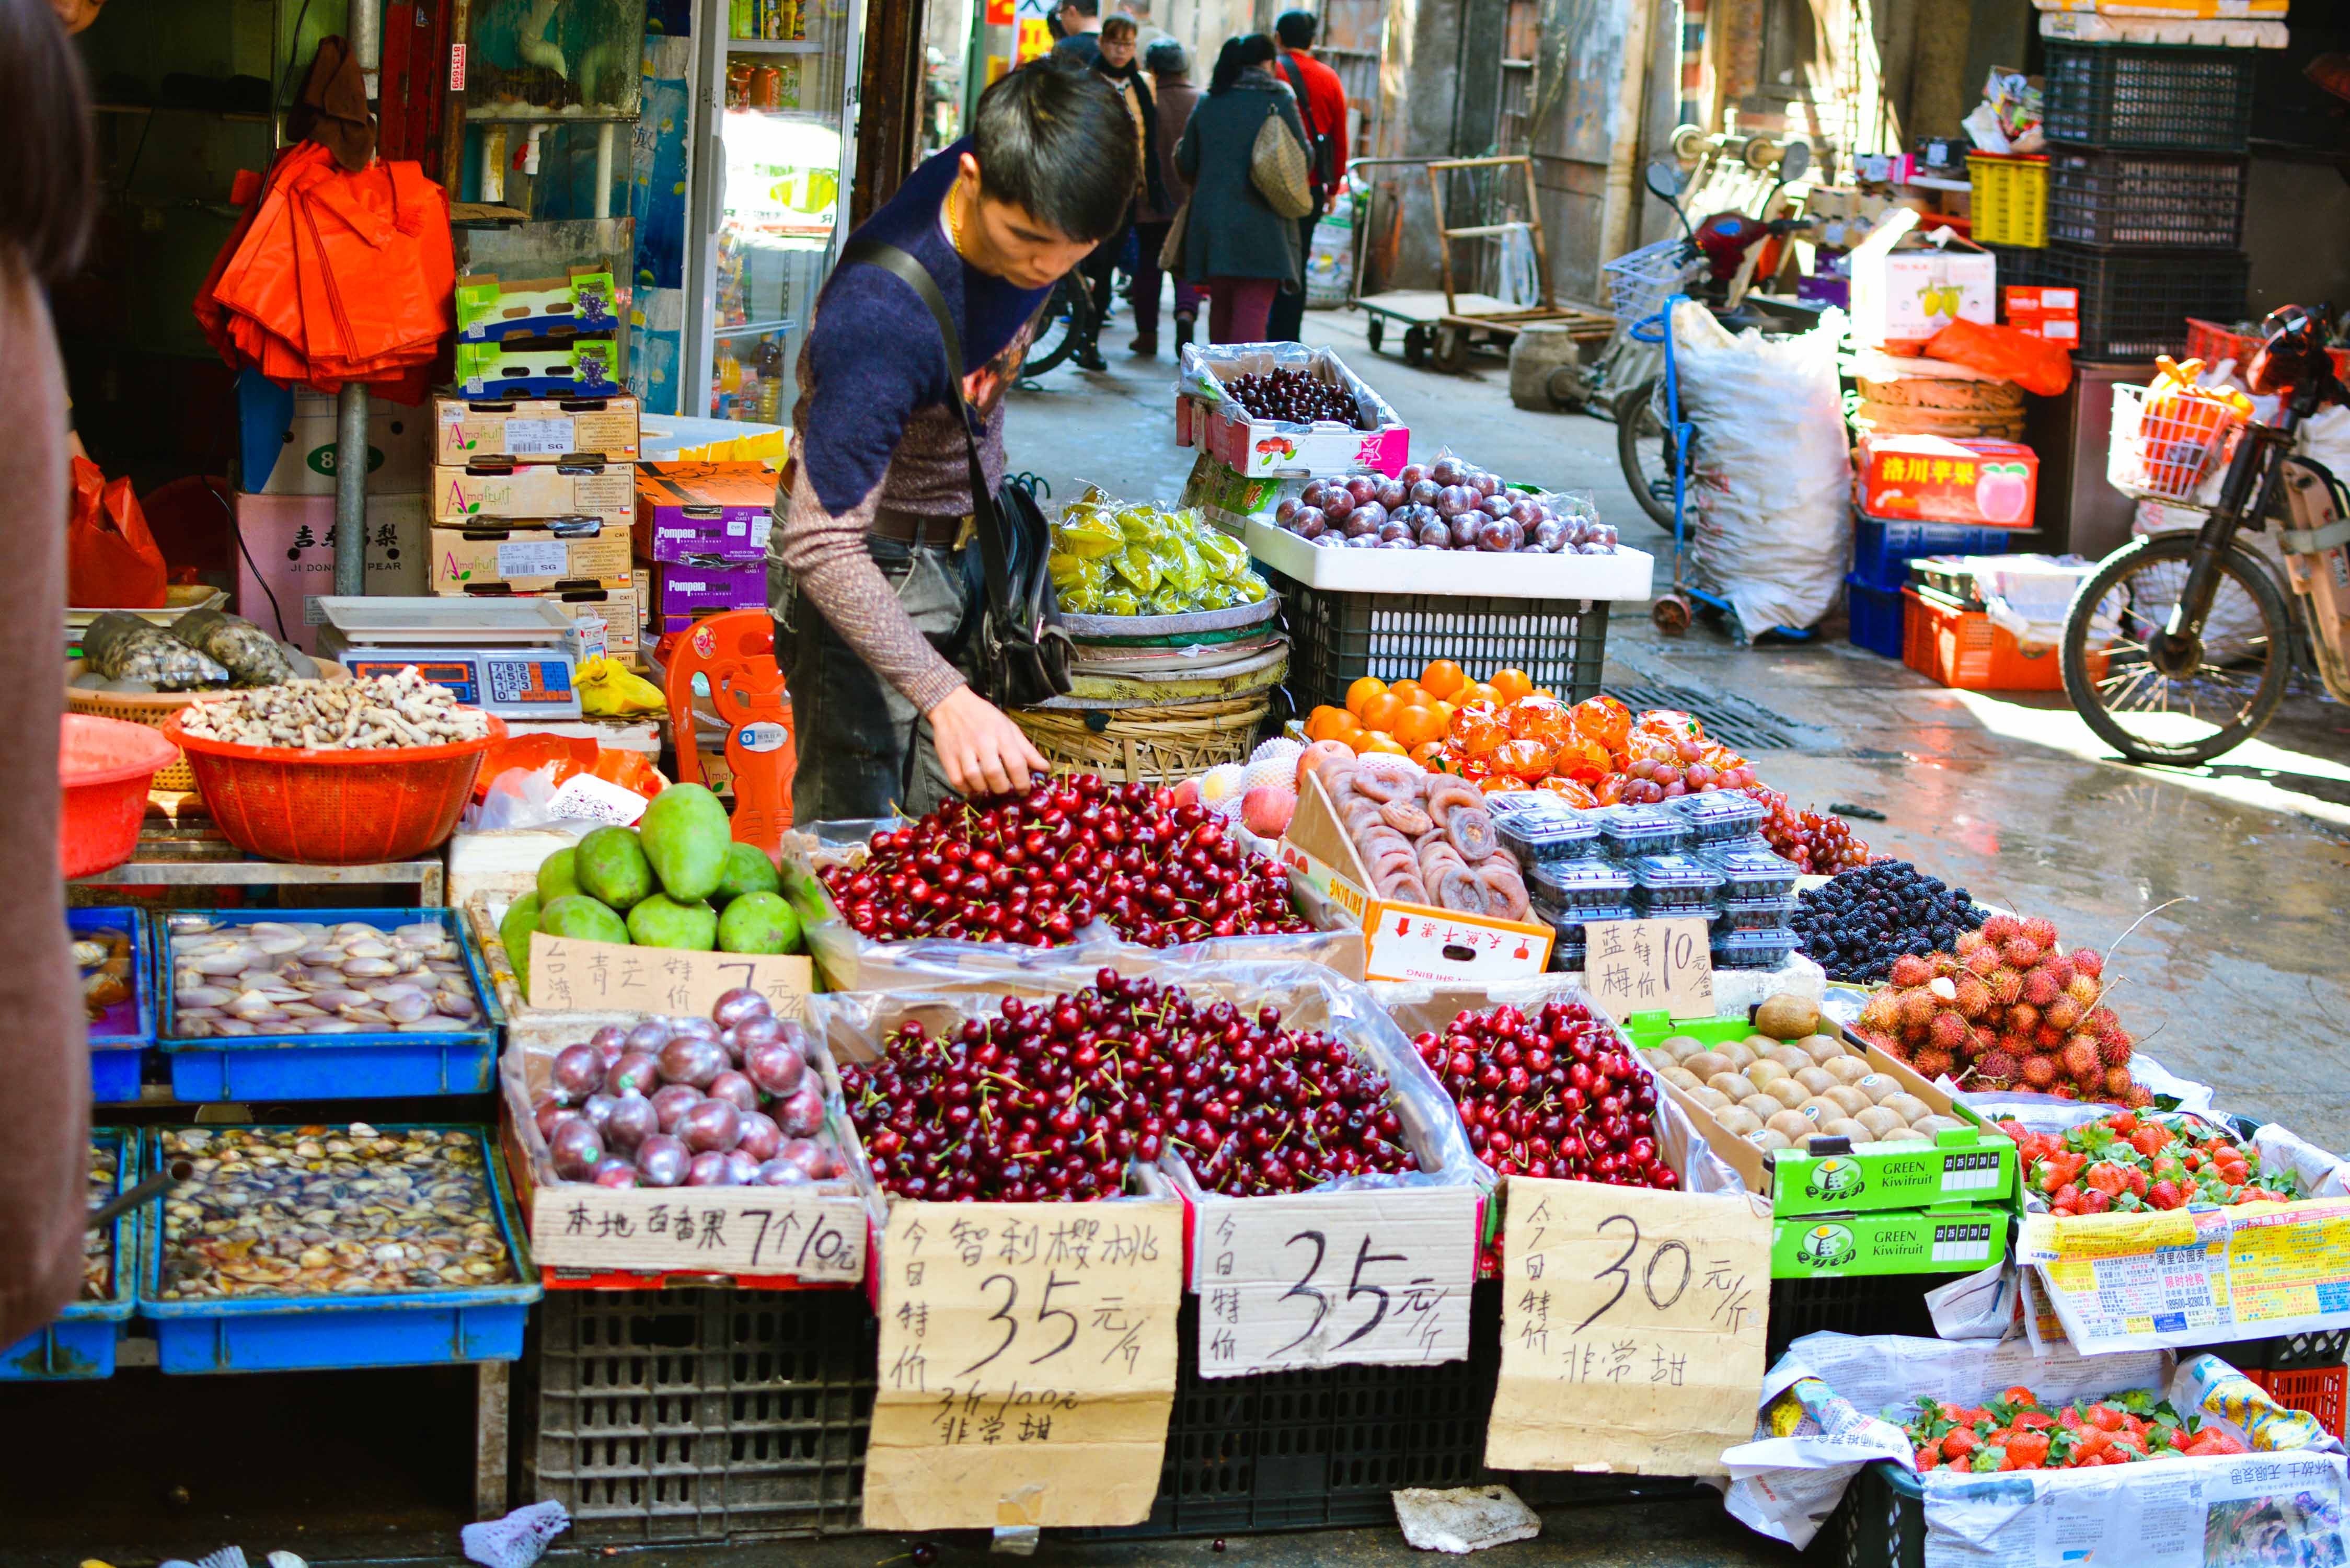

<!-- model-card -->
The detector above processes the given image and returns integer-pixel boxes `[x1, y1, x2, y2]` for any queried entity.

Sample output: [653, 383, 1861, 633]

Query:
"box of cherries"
[1272, 452, 1620, 555]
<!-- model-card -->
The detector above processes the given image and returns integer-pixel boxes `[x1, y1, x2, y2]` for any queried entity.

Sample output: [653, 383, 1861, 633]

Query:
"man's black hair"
[973, 61, 1137, 243]
[1143, 37, 1188, 76]
[1058, 0, 1100, 16]
[1274, 9, 1317, 47]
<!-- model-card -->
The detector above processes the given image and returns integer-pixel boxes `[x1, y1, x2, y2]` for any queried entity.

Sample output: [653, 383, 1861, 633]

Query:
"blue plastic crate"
[157, 909, 496, 1101]
[1847, 575, 1907, 659]
[74, 908, 153, 1103]
[138, 1123, 540, 1374]
[1851, 516, 2015, 593]
[1, 1128, 136, 1380]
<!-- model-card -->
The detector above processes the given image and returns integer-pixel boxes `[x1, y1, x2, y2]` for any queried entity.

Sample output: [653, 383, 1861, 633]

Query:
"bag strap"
[1275, 54, 1328, 179]
[837, 237, 1018, 631]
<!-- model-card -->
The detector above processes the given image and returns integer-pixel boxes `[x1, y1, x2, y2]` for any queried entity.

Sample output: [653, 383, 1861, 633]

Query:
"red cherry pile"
[1744, 786, 1871, 873]
[821, 774, 1309, 948]
[1413, 998, 1675, 1187]
[840, 971, 1419, 1202]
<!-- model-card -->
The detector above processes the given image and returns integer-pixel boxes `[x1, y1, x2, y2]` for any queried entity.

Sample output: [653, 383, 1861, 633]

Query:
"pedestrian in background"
[1050, 0, 1101, 65]
[1265, 8, 1346, 342]
[1174, 33, 1310, 345]
[1128, 37, 1201, 356]
[1067, 15, 1166, 370]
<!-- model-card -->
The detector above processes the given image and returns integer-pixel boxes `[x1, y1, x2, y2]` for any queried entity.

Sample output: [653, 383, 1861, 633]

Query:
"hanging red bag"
[66, 457, 169, 608]
[1922, 318, 2076, 398]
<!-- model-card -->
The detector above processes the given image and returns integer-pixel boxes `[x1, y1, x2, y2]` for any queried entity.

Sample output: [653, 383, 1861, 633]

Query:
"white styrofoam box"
[1244, 517, 1656, 601]
[248, 390, 429, 496]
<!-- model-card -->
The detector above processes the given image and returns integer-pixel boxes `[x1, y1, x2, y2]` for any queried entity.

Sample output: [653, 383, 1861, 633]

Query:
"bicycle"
[2058, 305, 2350, 766]
[1020, 271, 1095, 378]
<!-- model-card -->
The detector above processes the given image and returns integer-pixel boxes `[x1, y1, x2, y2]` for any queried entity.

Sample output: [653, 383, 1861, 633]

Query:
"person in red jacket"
[1266, 9, 1346, 343]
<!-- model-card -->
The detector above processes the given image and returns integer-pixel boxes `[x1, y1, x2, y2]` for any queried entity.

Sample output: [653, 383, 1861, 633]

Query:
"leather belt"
[869, 508, 976, 550]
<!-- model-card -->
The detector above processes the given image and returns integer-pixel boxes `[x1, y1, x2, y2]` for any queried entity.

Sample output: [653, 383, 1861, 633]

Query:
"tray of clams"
[163, 913, 489, 1041]
[142, 1124, 531, 1306]
[1638, 1028, 1968, 1155]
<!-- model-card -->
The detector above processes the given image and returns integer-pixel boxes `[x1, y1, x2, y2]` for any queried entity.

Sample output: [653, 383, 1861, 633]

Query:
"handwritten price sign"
[1583, 917, 1713, 1021]
[529, 931, 811, 1018]
[863, 1201, 1182, 1530]
[1192, 1187, 1477, 1376]
[529, 1186, 865, 1279]
[1487, 1178, 1768, 1475]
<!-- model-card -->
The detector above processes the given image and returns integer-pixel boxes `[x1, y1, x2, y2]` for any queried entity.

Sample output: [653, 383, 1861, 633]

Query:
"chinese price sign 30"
[1192, 1186, 1478, 1377]
[863, 1201, 1182, 1530]
[1487, 1177, 1769, 1477]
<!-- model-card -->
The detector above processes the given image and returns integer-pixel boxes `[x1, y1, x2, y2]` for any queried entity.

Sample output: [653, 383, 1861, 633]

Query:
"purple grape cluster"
[1271, 456, 1619, 554]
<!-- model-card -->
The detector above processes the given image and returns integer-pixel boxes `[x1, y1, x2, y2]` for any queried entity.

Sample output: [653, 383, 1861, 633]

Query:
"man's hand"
[927, 686, 1050, 798]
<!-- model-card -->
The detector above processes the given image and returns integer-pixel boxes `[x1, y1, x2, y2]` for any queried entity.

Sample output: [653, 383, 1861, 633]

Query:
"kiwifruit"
[1767, 1109, 1819, 1142]
[1824, 1056, 1872, 1086]
[1824, 1085, 1874, 1117]
[1881, 1093, 1934, 1126]
[1714, 1105, 1765, 1137]
[1684, 1052, 1731, 1082]
[1795, 1066, 1839, 1096]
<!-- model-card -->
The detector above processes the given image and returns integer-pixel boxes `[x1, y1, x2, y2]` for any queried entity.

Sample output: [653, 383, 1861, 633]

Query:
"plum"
[1353, 499, 1388, 533]
[1408, 479, 1440, 508]
[1479, 494, 1511, 519]
[1345, 475, 1378, 504]
[1447, 512, 1481, 549]
[1293, 505, 1328, 539]
[1378, 518, 1413, 543]
[636, 1134, 689, 1187]
[1376, 479, 1407, 510]
[678, 1097, 744, 1154]
[1344, 534, 1377, 548]
[1398, 462, 1429, 485]
[1300, 479, 1330, 509]
[1530, 518, 1565, 552]
[1430, 456, 1467, 487]
[1471, 470, 1502, 498]
[707, 1069, 761, 1114]
[604, 1093, 659, 1152]
[1418, 520, 1453, 548]
[550, 1119, 604, 1181]
[1340, 510, 1377, 539]
[551, 1043, 605, 1103]
[1321, 489, 1354, 523]
[712, 986, 772, 1030]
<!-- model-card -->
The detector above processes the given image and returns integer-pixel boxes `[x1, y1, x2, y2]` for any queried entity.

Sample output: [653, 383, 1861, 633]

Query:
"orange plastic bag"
[67, 457, 168, 608]
[1922, 318, 2075, 398]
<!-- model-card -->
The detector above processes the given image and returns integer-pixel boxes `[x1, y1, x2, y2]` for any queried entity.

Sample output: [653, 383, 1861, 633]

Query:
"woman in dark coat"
[1174, 34, 1310, 344]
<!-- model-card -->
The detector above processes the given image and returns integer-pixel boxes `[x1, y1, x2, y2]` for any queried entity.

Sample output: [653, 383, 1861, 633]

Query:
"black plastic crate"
[1982, 243, 2044, 295]
[1272, 571, 1610, 716]
[2042, 41, 2257, 153]
[2037, 244, 2248, 360]
[523, 1288, 874, 1544]
[2266, 1330, 2350, 1370]
[1766, 1271, 1974, 1361]
[2048, 148, 2247, 250]
[1825, 1460, 1925, 1568]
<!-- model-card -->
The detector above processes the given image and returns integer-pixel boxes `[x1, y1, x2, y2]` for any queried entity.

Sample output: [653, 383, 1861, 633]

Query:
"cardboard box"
[455, 339, 623, 401]
[2005, 284, 2080, 345]
[1278, 771, 1552, 984]
[1173, 343, 1409, 478]
[1849, 212, 1996, 352]
[430, 459, 635, 526]
[432, 393, 642, 466]
[1855, 435, 2038, 527]
[649, 558, 766, 626]
[234, 492, 429, 652]
[245, 389, 429, 497]
[455, 265, 620, 344]
[430, 520, 632, 592]
[1770, 1202, 2011, 1278]
[633, 460, 778, 564]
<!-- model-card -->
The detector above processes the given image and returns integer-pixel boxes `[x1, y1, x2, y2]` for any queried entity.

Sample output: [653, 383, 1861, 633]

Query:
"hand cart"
[1348, 155, 1613, 373]
[1633, 294, 1817, 642]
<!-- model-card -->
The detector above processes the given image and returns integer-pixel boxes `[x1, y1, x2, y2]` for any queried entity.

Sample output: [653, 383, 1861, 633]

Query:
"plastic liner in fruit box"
[784, 824, 1365, 994]
[1176, 341, 1403, 435]
[1720, 1332, 2345, 1554]
[1369, 974, 1753, 1199]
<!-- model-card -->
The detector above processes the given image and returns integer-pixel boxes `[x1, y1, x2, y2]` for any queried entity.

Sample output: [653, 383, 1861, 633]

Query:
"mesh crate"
[1852, 516, 2017, 592]
[524, 1288, 874, 1544]
[1767, 1271, 1968, 1361]
[1966, 156, 2047, 248]
[2037, 244, 2247, 360]
[1846, 578, 1906, 659]
[2048, 149, 2247, 250]
[1982, 243, 2045, 297]
[1826, 1461, 1925, 1568]
[1272, 572, 1610, 716]
[2042, 42, 2257, 153]
[2245, 1366, 2348, 1440]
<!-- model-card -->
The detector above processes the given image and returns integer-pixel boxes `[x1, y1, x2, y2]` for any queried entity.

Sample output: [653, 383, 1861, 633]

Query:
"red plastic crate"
[1901, 589, 2073, 691]
[2185, 318, 2350, 382]
[2244, 1366, 2348, 1439]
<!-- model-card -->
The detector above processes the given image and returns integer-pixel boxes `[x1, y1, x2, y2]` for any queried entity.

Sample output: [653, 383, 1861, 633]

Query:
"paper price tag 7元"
[527, 931, 810, 1018]
[1584, 917, 1714, 1021]
[529, 1186, 865, 1279]
[1191, 1186, 1477, 1377]
[1488, 1177, 1768, 1476]
[863, 1200, 1182, 1531]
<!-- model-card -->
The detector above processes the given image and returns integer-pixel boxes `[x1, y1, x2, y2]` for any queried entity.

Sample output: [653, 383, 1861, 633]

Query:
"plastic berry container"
[1701, 840, 1802, 902]
[1497, 809, 1602, 864]
[1630, 852, 1723, 915]
[1595, 803, 1692, 857]
[1713, 893, 1801, 932]
[1529, 860, 1635, 913]
[1712, 927, 1800, 970]
[1667, 789, 1767, 843]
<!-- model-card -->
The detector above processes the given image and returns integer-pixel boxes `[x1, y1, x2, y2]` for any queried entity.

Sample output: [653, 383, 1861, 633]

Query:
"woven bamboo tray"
[66, 660, 352, 796]
[1011, 693, 1272, 785]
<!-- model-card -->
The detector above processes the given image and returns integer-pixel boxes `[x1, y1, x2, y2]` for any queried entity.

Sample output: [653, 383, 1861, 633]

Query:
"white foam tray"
[1245, 518, 1656, 601]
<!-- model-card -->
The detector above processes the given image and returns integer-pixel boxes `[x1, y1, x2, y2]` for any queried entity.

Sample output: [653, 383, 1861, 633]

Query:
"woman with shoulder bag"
[1172, 33, 1311, 345]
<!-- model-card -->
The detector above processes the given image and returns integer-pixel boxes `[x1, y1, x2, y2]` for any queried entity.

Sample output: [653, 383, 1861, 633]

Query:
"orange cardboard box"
[1855, 434, 2037, 528]
[2005, 285, 2080, 347]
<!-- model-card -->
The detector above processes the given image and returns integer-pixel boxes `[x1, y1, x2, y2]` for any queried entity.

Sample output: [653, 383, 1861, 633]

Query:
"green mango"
[575, 825, 655, 910]
[626, 892, 719, 951]
[535, 846, 583, 903]
[717, 891, 802, 955]
[638, 783, 732, 901]
[712, 841, 782, 905]
[538, 893, 629, 946]
[499, 893, 543, 993]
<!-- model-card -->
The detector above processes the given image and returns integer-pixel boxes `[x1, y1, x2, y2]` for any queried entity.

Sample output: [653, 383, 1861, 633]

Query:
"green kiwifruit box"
[1771, 1202, 2012, 1279]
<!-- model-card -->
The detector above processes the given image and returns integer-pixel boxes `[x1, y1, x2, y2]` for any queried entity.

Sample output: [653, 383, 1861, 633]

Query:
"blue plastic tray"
[156, 909, 496, 1101]
[137, 1124, 541, 1374]
[1, 1128, 137, 1379]
[74, 908, 152, 1103]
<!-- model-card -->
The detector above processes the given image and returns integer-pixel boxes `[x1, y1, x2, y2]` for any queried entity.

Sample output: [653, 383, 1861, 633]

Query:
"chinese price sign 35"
[1488, 1178, 1769, 1477]
[1192, 1186, 1478, 1377]
[864, 1201, 1182, 1531]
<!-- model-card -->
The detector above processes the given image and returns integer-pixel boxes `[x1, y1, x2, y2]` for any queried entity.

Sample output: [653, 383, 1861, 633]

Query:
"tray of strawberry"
[1905, 1384, 2247, 1472]
[1999, 1110, 2299, 1216]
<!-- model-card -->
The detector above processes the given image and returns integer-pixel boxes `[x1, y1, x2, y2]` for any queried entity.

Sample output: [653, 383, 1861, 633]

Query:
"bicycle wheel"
[1615, 376, 1679, 527]
[2059, 532, 2293, 767]
[1022, 273, 1089, 377]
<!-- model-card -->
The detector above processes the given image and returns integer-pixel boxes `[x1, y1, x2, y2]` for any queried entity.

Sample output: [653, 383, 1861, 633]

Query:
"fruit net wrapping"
[1175, 340, 1404, 435]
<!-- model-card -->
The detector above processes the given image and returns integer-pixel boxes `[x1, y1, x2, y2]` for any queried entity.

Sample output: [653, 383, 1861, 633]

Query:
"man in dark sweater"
[771, 64, 1138, 822]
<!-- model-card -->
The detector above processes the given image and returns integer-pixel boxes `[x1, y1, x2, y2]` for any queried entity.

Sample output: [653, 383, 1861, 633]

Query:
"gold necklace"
[946, 175, 972, 259]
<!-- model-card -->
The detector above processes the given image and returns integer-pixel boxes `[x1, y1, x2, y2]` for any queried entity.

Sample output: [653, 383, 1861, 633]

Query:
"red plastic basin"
[62, 713, 177, 879]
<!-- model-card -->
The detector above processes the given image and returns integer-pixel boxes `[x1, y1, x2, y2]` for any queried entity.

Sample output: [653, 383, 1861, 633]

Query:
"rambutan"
[1967, 1024, 1997, 1059]
[2045, 955, 2076, 989]
[2009, 1002, 2041, 1034]
[2086, 1006, 2119, 1035]
[2053, 1083, 2081, 1101]
[1954, 976, 1991, 1020]
[2002, 936, 2044, 969]
[2066, 974, 2101, 1008]
[2022, 1054, 2060, 1089]
[2061, 1041, 2101, 1082]
[1915, 1048, 1956, 1080]
[2071, 948, 2105, 979]
[2125, 1085, 2155, 1110]
[1964, 944, 2002, 978]
[1898, 989, 1937, 1031]
[2104, 1065, 2136, 1099]
[2100, 1030, 2134, 1067]
[2035, 1022, 2067, 1051]
[2022, 967, 2060, 1007]
[1859, 992, 1900, 1034]
[1931, 952, 1963, 981]
[1931, 1011, 1969, 1053]
[1889, 953, 1932, 989]
[1988, 967, 2024, 1007]
[2045, 996, 2083, 1032]
[1981, 914, 2020, 945]
[1955, 930, 1988, 958]
[2021, 916, 2059, 950]
[1975, 1051, 2019, 1089]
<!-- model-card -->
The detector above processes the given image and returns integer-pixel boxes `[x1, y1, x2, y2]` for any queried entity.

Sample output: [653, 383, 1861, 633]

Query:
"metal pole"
[333, 0, 385, 596]
[594, 121, 616, 220]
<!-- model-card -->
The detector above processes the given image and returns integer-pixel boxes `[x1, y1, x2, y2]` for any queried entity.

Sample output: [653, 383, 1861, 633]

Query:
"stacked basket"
[1013, 601, 1288, 786]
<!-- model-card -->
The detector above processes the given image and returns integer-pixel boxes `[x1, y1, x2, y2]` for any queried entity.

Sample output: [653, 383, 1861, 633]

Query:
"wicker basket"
[1011, 695, 1272, 785]
[65, 660, 352, 796]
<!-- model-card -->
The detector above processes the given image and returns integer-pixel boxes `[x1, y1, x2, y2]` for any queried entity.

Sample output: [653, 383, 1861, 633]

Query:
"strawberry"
[2004, 1431, 2051, 1469]
[1915, 1445, 1941, 1471]
[2087, 1404, 2126, 1432]
[1942, 1427, 1979, 1461]
[2105, 1111, 2138, 1135]
[2074, 1426, 2115, 1460]
[2056, 1406, 2083, 1431]
[2148, 1180, 2184, 1210]
[2125, 1166, 2149, 1198]
[1999, 1386, 2038, 1409]
[2128, 1125, 2168, 1158]
[2081, 1188, 2112, 1213]
[2086, 1163, 2130, 1196]
[2013, 1410, 2055, 1432]
[2054, 1182, 2083, 1211]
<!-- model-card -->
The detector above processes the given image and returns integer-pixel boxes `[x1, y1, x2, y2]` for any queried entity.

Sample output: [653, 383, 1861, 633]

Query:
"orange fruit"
[1303, 705, 1347, 742]
[1358, 691, 1404, 735]
[1419, 659, 1466, 699]
[1345, 676, 1388, 718]
[1391, 703, 1446, 747]
[1409, 740, 1449, 766]
[1356, 731, 1409, 756]
[1458, 682, 1500, 709]
[1489, 668, 1534, 704]
[1386, 678, 1425, 705]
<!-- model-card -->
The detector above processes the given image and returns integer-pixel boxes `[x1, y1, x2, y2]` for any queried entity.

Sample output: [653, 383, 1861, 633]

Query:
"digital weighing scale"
[313, 597, 584, 721]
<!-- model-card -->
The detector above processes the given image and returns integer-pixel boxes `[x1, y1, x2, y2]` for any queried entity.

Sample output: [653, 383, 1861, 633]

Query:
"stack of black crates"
[2033, 39, 2257, 358]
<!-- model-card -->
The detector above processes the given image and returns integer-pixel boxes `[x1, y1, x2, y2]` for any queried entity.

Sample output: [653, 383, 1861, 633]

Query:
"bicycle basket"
[2107, 382, 2240, 504]
[1603, 240, 1703, 327]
